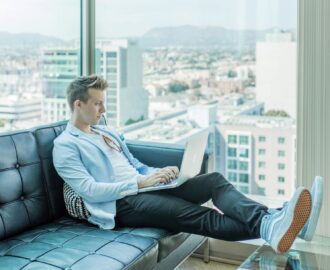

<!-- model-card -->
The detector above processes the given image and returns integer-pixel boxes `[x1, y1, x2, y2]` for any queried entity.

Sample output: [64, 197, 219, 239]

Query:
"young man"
[53, 75, 323, 254]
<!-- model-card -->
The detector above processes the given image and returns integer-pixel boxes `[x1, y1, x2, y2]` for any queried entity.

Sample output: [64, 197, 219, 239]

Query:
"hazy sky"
[0, 0, 297, 40]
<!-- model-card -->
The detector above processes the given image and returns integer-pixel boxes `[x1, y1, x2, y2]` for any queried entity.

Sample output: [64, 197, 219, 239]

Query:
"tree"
[125, 115, 145, 126]
[168, 81, 189, 93]
[264, 110, 290, 117]
[227, 70, 237, 78]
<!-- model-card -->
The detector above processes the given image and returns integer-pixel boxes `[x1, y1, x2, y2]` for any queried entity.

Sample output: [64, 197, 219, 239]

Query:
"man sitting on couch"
[53, 75, 323, 254]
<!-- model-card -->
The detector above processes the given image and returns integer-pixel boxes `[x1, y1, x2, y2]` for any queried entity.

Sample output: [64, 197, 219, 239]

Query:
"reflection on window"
[239, 173, 249, 183]
[259, 175, 266, 181]
[228, 135, 237, 144]
[239, 135, 249, 145]
[258, 161, 266, 168]
[228, 147, 237, 157]
[257, 187, 265, 195]
[228, 172, 237, 182]
[239, 161, 249, 171]
[239, 148, 249, 158]
[239, 186, 249, 194]
[259, 149, 266, 155]
[228, 160, 237, 170]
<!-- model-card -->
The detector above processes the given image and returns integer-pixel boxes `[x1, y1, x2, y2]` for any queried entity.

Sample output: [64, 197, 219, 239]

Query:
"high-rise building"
[0, 96, 41, 131]
[217, 115, 296, 199]
[41, 40, 148, 127]
[97, 39, 148, 127]
[256, 32, 297, 118]
[41, 48, 79, 123]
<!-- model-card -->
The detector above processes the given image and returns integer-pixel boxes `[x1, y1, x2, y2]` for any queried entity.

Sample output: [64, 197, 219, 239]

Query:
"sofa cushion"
[115, 227, 189, 262]
[0, 217, 158, 270]
[0, 131, 50, 240]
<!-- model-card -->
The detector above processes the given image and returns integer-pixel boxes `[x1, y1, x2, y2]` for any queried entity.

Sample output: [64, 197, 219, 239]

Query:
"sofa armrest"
[126, 140, 210, 174]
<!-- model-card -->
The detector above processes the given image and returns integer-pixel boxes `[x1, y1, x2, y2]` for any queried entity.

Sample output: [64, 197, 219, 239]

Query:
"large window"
[0, 0, 80, 131]
[95, 0, 297, 200]
[1, 0, 297, 201]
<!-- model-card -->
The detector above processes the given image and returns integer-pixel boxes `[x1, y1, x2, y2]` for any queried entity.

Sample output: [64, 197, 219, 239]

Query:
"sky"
[0, 0, 297, 40]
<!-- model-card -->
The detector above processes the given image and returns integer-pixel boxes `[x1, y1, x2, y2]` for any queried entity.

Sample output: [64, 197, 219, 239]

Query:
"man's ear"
[73, 100, 81, 110]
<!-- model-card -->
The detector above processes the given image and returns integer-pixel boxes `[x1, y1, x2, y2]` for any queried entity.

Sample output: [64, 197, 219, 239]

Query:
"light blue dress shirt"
[53, 122, 157, 229]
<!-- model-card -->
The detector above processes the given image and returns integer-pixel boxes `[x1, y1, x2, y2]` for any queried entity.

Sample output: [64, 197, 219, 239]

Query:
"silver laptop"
[139, 130, 209, 193]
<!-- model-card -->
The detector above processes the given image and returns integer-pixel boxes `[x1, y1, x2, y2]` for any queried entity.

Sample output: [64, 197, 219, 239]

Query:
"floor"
[177, 256, 237, 270]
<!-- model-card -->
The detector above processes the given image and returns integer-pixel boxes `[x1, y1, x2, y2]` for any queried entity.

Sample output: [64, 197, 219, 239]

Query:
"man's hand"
[137, 166, 179, 189]
[158, 166, 179, 179]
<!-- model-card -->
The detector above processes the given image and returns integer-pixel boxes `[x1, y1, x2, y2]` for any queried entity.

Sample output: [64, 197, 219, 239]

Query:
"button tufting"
[15, 163, 20, 168]
[20, 196, 24, 200]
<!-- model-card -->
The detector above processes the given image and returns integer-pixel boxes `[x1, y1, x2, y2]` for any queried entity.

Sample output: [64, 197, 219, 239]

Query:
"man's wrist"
[137, 175, 145, 189]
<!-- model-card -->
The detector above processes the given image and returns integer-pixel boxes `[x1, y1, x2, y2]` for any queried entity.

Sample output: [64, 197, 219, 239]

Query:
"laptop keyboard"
[154, 179, 178, 187]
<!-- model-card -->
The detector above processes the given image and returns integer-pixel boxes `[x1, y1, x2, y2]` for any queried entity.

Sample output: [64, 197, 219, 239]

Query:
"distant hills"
[0, 26, 295, 52]
[0, 32, 71, 50]
[140, 25, 272, 50]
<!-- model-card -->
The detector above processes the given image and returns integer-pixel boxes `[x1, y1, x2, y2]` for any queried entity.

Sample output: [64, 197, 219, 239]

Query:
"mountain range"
[0, 26, 295, 51]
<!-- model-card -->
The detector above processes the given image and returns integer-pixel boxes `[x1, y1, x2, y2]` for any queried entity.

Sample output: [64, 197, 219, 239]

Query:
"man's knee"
[207, 172, 230, 186]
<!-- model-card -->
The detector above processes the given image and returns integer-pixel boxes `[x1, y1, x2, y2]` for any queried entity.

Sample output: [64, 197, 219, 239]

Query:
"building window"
[278, 189, 285, 195]
[227, 160, 237, 170]
[106, 52, 117, 58]
[278, 150, 285, 157]
[278, 163, 285, 170]
[259, 136, 266, 143]
[258, 161, 266, 168]
[228, 135, 237, 144]
[278, 137, 285, 144]
[228, 172, 237, 182]
[227, 147, 237, 157]
[278, 176, 285, 183]
[239, 161, 249, 171]
[239, 135, 249, 145]
[259, 175, 265, 181]
[239, 186, 249, 194]
[239, 173, 249, 183]
[257, 187, 265, 195]
[239, 148, 249, 158]
[259, 149, 266, 155]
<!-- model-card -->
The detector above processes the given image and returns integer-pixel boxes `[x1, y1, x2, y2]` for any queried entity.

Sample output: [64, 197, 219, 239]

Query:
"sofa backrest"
[0, 117, 107, 240]
[0, 130, 54, 240]
[33, 121, 68, 220]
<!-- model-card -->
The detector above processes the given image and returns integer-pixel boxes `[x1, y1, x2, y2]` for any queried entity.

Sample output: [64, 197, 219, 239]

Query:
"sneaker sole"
[302, 176, 323, 241]
[277, 189, 312, 253]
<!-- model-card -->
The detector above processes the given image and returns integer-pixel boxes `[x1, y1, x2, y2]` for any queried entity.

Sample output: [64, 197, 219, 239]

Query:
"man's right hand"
[137, 171, 173, 189]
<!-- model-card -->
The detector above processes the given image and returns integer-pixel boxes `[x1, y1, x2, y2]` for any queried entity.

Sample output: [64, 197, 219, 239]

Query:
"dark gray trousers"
[115, 172, 268, 241]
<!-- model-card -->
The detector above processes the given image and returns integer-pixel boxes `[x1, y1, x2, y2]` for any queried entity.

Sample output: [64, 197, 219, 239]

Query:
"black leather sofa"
[0, 120, 210, 270]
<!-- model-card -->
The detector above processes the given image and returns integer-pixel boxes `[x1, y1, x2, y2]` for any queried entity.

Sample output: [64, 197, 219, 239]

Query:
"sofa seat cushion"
[0, 217, 158, 270]
[115, 227, 189, 262]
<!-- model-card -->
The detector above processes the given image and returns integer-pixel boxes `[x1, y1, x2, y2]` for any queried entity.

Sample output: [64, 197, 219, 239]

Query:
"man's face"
[76, 88, 106, 125]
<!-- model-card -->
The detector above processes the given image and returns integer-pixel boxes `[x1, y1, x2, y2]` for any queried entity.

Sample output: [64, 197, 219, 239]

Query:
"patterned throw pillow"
[63, 182, 91, 220]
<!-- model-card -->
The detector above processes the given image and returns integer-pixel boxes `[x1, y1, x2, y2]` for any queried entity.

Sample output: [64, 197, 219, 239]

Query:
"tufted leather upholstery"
[0, 130, 50, 240]
[0, 217, 158, 270]
[0, 120, 209, 269]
